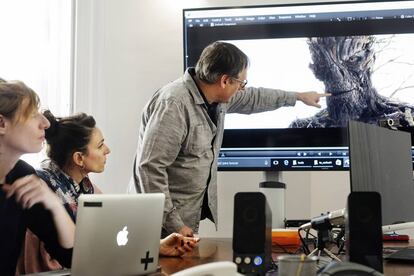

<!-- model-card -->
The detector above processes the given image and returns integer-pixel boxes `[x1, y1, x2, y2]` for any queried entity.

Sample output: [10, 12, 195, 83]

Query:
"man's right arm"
[227, 86, 297, 114]
[135, 99, 188, 234]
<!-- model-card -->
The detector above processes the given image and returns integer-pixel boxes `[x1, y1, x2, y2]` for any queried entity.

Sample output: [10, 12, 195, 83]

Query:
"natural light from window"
[0, 0, 73, 168]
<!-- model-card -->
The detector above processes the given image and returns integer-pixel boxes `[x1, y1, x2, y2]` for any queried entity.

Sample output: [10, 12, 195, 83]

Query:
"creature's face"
[308, 36, 375, 98]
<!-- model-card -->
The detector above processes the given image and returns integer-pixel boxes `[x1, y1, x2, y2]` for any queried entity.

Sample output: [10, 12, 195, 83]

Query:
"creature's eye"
[347, 55, 362, 64]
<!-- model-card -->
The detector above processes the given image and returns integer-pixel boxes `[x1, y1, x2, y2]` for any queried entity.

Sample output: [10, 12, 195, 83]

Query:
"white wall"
[73, 0, 353, 238]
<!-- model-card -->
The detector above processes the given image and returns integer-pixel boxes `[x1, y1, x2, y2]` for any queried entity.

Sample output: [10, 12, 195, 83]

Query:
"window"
[0, 0, 73, 167]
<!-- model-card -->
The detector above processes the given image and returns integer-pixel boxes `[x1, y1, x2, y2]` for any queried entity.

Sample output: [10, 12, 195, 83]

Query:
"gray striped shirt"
[133, 68, 297, 234]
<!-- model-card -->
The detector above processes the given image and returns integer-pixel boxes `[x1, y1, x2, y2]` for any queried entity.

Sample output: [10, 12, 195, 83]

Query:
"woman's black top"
[0, 160, 72, 276]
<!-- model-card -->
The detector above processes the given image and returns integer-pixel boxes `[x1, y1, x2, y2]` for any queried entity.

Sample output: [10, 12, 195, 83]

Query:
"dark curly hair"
[43, 110, 96, 168]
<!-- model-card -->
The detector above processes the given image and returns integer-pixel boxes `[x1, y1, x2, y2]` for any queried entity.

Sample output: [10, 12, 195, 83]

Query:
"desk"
[159, 238, 414, 276]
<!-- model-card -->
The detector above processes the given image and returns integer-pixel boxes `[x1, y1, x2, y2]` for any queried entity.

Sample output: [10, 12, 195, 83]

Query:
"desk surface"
[158, 238, 414, 276]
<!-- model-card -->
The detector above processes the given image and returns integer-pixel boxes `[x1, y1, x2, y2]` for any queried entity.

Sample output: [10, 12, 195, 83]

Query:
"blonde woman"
[0, 79, 74, 275]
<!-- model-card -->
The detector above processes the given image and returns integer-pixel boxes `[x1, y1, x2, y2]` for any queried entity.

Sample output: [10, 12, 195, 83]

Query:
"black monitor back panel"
[348, 120, 414, 225]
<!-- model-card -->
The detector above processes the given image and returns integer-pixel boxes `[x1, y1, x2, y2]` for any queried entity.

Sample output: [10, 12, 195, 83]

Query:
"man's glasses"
[231, 77, 248, 89]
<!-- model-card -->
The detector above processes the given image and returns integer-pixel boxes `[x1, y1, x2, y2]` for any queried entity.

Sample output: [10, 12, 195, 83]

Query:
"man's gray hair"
[195, 41, 249, 84]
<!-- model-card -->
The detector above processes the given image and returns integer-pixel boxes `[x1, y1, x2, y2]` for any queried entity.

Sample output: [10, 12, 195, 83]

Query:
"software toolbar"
[218, 148, 350, 170]
[218, 148, 414, 170]
[185, 9, 414, 28]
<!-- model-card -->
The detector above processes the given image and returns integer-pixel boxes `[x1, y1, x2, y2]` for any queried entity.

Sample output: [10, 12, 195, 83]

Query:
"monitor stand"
[260, 171, 286, 228]
[263, 171, 283, 182]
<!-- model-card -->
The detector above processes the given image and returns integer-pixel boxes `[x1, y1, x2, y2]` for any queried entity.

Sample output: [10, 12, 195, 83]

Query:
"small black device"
[378, 118, 403, 129]
[285, 219, 310, 228]
[346, 192, 383, 273]
[232, 192, 272, 275]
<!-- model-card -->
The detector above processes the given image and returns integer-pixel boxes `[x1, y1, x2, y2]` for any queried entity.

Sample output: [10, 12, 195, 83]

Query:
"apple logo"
[116, 226, 129, 246]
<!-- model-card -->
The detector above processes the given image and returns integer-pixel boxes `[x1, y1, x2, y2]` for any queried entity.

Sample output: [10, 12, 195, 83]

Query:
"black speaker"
[233, 192, 272, 275]
[346, 192, 383, 273]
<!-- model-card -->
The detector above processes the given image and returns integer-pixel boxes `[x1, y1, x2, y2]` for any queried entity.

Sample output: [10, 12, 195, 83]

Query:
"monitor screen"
[348, 120, 414, 226]
[183, 0, 414, 171]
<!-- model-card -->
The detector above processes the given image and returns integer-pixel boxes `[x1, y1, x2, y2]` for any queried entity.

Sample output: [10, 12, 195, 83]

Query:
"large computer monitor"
[348, 120, 414, 226]
[183, 0, 414, 171]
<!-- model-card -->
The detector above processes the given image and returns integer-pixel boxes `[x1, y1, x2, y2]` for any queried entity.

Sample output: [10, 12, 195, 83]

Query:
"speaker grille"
[233, 193, 266, 254]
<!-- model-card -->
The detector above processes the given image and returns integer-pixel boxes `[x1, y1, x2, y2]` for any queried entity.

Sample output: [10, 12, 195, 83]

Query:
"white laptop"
[70, 193, 165, 276]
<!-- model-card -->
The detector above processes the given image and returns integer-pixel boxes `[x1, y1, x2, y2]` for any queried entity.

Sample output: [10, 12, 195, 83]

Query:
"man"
[132, 41, 328, 237]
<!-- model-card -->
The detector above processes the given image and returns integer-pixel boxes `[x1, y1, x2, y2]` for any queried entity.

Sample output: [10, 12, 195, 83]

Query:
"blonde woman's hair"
[0, 79, 40, 122]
